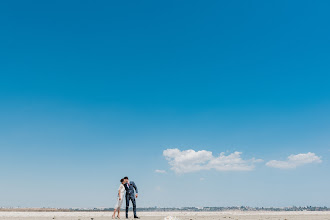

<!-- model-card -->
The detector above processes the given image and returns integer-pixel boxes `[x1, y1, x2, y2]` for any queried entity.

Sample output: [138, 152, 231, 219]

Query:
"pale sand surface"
[1, 212, 330, 220]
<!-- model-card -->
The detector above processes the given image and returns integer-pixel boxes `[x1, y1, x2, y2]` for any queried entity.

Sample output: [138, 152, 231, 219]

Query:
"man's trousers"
[125, 194, 137, 217]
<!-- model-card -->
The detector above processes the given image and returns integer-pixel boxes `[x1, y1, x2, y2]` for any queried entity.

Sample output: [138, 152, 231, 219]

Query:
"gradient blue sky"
[1, 0, 330, 208]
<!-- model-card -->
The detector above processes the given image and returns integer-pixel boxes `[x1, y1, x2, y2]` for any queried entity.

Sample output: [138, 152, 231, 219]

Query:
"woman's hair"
[120, 178, 124, 183]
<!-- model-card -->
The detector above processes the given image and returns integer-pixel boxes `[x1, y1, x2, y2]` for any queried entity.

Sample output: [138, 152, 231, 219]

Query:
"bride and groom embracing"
[112, 176, 139, 219]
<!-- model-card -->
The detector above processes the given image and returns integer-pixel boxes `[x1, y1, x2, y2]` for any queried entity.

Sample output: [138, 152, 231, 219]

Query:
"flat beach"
[1, 212, 330, 220]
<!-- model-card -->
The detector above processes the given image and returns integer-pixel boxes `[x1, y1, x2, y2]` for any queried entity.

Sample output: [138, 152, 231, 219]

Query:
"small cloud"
[208, 152, 263, 171]
[163, 148, 262, 174]
[266, 152, 322, 169]
[200, 178, 205, 181]
[155, 169, 167, 174]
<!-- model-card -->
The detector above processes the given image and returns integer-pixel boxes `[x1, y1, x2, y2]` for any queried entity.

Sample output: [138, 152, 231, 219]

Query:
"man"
[123, 176, 139, 219]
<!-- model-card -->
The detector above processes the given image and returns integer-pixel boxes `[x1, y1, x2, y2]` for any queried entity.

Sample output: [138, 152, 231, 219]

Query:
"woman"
[112, 178, 126, 219]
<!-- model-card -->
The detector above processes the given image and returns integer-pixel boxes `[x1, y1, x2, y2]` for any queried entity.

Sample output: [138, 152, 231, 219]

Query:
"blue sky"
[1, 0, 330, 208]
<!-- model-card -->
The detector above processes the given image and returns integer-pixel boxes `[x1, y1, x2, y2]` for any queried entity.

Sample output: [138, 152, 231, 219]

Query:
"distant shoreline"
[1, 207, 330, 212]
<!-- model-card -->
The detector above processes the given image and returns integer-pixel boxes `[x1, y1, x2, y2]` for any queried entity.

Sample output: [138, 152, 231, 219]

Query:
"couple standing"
[113, 176, 139, 219]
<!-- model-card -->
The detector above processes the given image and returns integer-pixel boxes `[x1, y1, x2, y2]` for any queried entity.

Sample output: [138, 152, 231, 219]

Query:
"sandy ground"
[0, 211, 330, 220]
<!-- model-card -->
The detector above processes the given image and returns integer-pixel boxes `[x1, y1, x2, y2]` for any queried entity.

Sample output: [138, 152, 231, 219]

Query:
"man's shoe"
[134, 216, 140, 219]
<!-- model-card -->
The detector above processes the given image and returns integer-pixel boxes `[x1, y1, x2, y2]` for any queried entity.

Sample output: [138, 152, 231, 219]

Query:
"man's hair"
[123, 176, 128, 180]
[120, 178, 124, 183]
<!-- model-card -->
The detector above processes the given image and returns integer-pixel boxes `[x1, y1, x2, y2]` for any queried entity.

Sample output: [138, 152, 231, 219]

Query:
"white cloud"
[163, 149, 212, 173]
[155, 169, 167, 174]
[208, 152, 263, 171]
[163, 148, 262, 174]
[266, 152, 322, 169]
